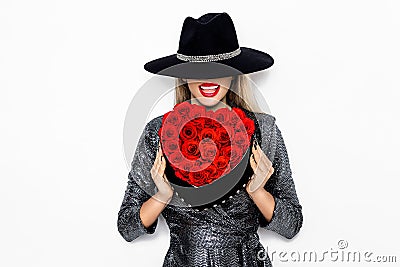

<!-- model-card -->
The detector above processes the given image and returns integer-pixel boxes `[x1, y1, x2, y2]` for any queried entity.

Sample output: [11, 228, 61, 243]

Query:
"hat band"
[176, 48, 241, 62]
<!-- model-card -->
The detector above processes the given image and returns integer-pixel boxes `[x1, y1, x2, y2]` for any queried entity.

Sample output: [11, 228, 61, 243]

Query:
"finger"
[256, 156, 272, 174]
[255, 148, 272, 172]
[151, 165, 158, 180]
[255, 145, 266, 161]
[163, 173, 170, 184]
[158, 155, 166, 176]
[254, 145, 269, 167]
[268, 166, 275, 176]
[259, 150, 272, 168]
[251, 139, 257, 155]
[247, 174, 262, 193]
[250, 153, 257, 171]
[155, 142, 161, 158]
[154, 153, 162, 175]
[261, 158, 272, 171]
[252, 172, 266, 188]
[156, 144, 163, 163]
[155, 159, 162, 176]
[251, 151, 267, 174]
[252, 145, 262, 165]
[254, 162, 267, 176]
[160, 153, 166, 166]
[157, 144, 162, 158]
[154, 148, 160, 166]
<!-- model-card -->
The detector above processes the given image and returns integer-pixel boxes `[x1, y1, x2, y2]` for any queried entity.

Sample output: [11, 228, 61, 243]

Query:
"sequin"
[176, 48, 241, 62]
[117, 110, 303, 266]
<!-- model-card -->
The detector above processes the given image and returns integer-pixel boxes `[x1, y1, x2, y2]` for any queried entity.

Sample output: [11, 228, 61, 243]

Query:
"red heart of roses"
[158, 102, 255, 187]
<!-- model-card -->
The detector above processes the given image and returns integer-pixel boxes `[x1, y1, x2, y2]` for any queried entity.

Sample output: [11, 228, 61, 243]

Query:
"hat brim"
[144, 47, 274, 79]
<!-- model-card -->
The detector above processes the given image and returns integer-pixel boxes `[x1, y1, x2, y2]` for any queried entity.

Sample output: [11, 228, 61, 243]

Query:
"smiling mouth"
[199, 83, 220, 97]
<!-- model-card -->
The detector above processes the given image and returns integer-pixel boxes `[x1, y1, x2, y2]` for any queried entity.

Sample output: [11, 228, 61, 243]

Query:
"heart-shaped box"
[159, 101, 256, 210]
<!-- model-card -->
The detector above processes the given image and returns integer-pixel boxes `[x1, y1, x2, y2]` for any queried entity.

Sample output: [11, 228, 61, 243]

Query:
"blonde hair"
[174, 75, 264, 113]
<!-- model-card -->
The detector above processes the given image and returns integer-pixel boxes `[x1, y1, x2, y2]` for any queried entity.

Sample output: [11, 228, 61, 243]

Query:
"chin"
[195, 97, 223, 107]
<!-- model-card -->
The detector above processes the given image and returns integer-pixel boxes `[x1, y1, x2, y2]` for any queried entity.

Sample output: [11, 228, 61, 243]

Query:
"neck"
[190, 95, 232, 111]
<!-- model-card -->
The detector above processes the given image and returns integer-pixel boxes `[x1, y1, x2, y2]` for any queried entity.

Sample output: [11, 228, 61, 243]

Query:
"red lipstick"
[199, 82, 220, 97]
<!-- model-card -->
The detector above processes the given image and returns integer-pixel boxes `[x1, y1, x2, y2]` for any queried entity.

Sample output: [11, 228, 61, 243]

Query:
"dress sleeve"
[258, 118, 303, 239]
[117, 118, 161, 242]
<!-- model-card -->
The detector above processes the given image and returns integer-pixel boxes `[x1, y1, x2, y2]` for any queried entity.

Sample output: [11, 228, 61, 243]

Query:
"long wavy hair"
[174, 75, 264, 113]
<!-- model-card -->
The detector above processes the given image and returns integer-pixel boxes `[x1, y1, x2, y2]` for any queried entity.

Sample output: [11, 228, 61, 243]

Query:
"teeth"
[200, 85, 219, 90]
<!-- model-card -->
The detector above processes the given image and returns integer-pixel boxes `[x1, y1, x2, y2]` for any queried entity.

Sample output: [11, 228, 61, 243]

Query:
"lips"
[199, 82, 220, 97]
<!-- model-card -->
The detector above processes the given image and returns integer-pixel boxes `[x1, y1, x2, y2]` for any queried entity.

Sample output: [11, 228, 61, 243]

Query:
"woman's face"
[186, 76, 233, 107]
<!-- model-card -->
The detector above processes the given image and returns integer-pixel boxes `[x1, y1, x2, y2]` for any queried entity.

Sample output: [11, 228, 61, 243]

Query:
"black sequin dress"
[117, 110, 303, 267]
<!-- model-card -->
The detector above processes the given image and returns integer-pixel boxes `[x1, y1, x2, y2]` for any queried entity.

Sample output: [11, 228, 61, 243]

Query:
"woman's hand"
[246, 139, 275, 194]
[151, 141, 174, 203]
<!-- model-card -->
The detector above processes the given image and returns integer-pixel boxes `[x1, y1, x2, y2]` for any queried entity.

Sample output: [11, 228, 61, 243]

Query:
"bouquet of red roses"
[158, 102, 255, 187]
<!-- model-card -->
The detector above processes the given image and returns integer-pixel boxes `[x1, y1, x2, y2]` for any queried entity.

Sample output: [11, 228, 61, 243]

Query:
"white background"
[1, 1, 399, 266]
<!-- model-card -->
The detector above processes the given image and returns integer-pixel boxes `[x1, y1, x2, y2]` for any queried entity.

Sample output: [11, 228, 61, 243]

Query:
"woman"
[117, 12, 303, 266]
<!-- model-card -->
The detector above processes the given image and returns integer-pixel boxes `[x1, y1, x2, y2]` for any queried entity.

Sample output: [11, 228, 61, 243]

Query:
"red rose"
[206, 110, 214, 119]
[169, 151, 184, 166]
[173, 101, 191, 119]
[204, 117, 215, 129]
[225, 124, 235, 138]
[233, 107, 246, 119]
[228, 111, 241, 126]
[181, 140, 200, 160]
[189, 104, 206, 118]
[215, 127, 230, 145]
[235, 122, 246, 133]
[160, 124, 178, 141]
[199, 139, 218, 162]
[214, 107, 231, 125]
[180, 121, 198, 141]
[192, 117, 205, 131]
[230, 146, 243, 168]
[212, 119, 223, 129]
[220, 145, 231, 157]
[215, 156, 230, 171]
[163, 139, 179, 155]
[188, 171, 207, 187]
[242, 117, 255, 136]
[176, 160, 195, 181]
[205, 164, 219, 180]
[233, 131, 250, 150]
[200, 127, 216, 140]
[192, 158, 209, 172]
[163, 111, 181, 127]
[181, 160, 194, 172]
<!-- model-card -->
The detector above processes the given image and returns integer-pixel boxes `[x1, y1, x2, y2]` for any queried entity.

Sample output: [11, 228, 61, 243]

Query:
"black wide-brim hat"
[144, 12, 274, 79]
